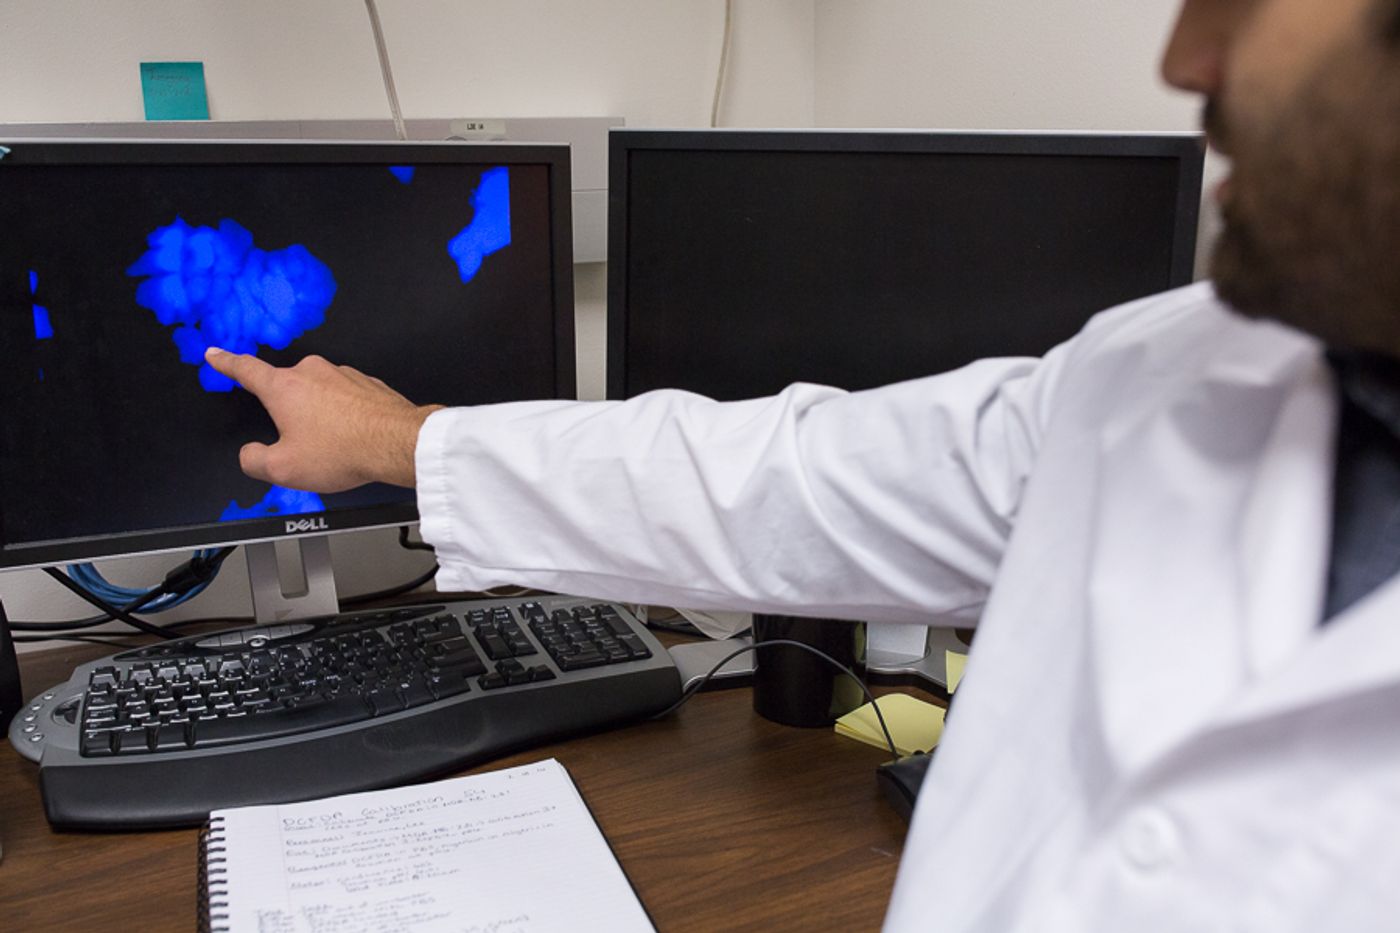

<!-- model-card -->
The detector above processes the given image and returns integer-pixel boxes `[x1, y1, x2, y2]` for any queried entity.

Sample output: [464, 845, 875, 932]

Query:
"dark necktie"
[1322, 351, 1400, 622]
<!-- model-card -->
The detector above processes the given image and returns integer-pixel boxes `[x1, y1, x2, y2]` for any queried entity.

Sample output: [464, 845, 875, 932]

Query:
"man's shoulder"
[1065, 281, 1319, 375]
[1080, 281, 1234, 342]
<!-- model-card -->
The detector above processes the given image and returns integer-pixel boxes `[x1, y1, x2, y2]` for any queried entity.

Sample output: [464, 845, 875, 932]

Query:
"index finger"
[205, 347, 275, 396]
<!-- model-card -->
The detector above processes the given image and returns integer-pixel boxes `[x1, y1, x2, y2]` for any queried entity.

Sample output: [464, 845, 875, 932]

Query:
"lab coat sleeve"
[415, 351, 1065, 625]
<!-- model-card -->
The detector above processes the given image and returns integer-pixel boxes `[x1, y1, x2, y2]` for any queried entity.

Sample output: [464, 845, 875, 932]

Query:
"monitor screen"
[608, 129, 1204, 401]
[0, 140, 575, 570]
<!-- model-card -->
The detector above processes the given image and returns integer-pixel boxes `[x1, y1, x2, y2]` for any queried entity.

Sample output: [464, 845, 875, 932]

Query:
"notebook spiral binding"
[197, 816, 230, 933]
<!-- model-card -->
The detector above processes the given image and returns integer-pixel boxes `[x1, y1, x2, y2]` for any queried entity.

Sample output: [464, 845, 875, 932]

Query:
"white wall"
[813, 0, 1193, 131]
[0, 1, 815, 126]
[0, 0, 1205, 648]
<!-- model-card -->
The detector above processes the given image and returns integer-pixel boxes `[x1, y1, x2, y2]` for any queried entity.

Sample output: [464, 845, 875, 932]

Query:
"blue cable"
[66, 549, 224, 612]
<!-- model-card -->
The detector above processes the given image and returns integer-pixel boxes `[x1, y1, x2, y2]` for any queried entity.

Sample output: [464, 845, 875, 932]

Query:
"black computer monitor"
[607, 129, 1204, 401]
[0, 139, 575, 615]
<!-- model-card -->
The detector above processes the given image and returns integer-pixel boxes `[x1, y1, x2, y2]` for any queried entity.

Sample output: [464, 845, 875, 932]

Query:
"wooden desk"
[1, 640, 921, 932]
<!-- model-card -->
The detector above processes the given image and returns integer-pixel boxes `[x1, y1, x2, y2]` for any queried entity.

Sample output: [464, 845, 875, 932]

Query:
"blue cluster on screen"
[127, 218, 338, 392]
[220, 485, 325, 522]
[96, 165, 513, 522]
[448, 166, 511, 282]
[30, 269, 53, 340]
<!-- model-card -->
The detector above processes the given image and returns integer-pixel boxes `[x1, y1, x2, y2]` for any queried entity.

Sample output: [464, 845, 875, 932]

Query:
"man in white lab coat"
[206, 0, 1400, 928]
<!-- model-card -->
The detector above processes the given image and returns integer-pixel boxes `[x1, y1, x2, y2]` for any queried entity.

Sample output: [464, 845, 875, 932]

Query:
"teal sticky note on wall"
[140, 61, 210, 121]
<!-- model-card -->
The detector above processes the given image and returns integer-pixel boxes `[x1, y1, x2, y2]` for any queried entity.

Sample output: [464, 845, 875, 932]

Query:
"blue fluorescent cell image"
[32, 306, 53, 340]
[29, 270, 53, 340]
[127, 218, 337, 391]
[448, 166, 512, 282]
[388, 165, 416, 184]
[220, 485, 326, 522]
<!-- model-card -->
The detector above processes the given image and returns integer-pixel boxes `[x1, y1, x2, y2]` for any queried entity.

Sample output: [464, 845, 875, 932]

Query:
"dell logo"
[284, 516, 329, 534]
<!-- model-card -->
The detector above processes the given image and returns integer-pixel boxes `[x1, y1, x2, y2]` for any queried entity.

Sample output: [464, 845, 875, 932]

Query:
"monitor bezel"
[0, 138, 576, 571]
[605, 127, 1205, 401]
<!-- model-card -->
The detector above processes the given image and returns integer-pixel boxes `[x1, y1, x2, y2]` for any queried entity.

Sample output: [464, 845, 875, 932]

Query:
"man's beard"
[1211, 30, 1400, 355]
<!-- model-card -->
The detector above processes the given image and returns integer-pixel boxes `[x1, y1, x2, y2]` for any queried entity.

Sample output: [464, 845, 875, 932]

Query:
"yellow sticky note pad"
[946, 650, 968, 693]
[835, 693, 945, 757]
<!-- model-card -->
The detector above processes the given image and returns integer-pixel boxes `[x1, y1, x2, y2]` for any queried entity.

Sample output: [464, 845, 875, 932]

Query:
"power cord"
[10, 614, 252, 646]
[711, 0, 735, 127]
[11, 633, 168, 649]
[340, 565, 438, 608]
[652, 637, 902, 762]
[364, 0, 408, 141]
[40, 571, 184, 640]
[395, 525, 434, 552]
[339, 527, 438, 608]
[338, 526, 532, 605]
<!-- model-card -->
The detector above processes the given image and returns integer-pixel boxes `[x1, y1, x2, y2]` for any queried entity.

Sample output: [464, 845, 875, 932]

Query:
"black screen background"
[620, 148, 1188, 400]
[0, 159, 559, 549]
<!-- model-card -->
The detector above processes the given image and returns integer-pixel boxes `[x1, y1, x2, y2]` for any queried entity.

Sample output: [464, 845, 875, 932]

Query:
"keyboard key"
[367, 688, 407, 716]
[558, 651, 608, 671]
[399, 679, 436, 709]
[427, 673, 472, 700]
[89, 668, 120, 689]
[148, 723, 187, 751]
[80, 728, 120, 757]
[478, 632, 513, 660]
[115, 728, 149, 754]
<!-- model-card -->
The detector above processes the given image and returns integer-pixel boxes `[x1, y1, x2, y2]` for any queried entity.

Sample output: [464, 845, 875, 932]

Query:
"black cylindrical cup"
[751, 615, 867, 727]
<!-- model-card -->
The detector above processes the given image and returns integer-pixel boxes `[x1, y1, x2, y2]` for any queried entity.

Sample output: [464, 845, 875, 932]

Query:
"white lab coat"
[416, 282, 1400, 932]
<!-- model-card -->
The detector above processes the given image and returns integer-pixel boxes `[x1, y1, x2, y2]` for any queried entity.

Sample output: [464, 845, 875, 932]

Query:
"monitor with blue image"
[0, 140, 574, 573]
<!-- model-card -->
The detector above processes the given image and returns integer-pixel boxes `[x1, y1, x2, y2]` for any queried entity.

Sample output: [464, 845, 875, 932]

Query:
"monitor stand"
[245, 537, 340, 624]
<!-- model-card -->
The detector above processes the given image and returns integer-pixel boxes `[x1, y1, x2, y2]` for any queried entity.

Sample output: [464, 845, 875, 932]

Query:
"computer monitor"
[607, 129, 1204, 401]
[0, 139, 575, 619]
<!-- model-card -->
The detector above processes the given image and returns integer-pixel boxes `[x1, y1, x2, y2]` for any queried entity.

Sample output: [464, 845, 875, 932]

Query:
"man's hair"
[1378, 0, 1400, 42]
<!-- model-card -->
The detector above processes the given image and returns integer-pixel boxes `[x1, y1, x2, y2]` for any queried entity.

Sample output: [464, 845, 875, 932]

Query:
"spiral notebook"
[197, 758, 654, 933]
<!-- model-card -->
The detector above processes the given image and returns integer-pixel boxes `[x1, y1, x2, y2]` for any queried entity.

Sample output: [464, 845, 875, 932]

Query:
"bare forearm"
[369, 403, 446, 488]
[205, 347, 444, 493]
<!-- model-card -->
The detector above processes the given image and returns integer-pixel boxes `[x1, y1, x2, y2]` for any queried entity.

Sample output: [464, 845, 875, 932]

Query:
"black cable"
[18, 613, 251, 636]
[19, 548, 237, 637]
[338, 527, 439, 608]
[10, 612, 254, 635]
[11, 634, 154, 649]
[41, 569, 177, 638]
[340, 564, 440, 609]
[8, 611, 123, 633]
[398, 526, 435, 552]
[652, 638, 903, 762]
[161, 547, 237, 594]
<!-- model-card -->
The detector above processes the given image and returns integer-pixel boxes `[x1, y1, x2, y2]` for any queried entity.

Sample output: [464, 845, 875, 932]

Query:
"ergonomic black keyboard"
[8, 595, 681, 830]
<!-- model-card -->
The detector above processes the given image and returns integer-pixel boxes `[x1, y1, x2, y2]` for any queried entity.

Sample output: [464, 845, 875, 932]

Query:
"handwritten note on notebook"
[205, 759, 653, 933]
